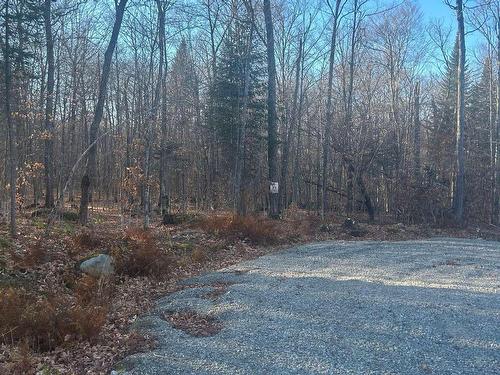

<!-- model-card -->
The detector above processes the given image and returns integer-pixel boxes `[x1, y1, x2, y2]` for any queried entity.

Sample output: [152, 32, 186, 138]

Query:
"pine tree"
[467, 57, 496, 220]
[207, 14, 265, 207]
[428, 36, 469, 191]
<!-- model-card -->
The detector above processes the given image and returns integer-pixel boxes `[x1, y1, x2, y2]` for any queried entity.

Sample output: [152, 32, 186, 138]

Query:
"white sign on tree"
[270, 182, 279, 194]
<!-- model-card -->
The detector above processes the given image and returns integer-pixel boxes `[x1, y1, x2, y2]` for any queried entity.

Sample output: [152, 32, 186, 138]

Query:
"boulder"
[79, 254, 114, 277]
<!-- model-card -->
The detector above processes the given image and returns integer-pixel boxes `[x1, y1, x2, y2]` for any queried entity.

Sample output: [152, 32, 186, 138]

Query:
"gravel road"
[114, 238, 500, 375]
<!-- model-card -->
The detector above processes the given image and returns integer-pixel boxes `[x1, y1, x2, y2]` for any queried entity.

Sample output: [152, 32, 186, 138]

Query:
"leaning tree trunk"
[321, 0, 342, 219]
[43, 0, 55, 208]
[452, 0, 466, 224]
[263, 0, 279, 218]
[79, 0, 128, 225]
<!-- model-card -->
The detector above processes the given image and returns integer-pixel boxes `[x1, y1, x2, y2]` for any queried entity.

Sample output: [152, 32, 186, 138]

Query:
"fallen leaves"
[163, 310, 223, 337]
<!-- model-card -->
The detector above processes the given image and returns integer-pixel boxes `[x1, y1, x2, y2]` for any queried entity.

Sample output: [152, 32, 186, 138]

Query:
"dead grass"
[116, 227, 174, 278]
[9, 243, 49, 268]
[0, 281, 110, 353]
[74, 274, 114, 306]
[196, 214, 281, 245]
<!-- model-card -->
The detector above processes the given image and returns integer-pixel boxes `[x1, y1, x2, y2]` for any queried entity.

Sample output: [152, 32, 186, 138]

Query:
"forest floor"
[0, 205, 499, 374]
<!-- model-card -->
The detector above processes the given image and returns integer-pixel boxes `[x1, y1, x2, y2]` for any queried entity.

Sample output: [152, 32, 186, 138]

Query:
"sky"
[419, 0, 456, 24]
[418, 0, 483, 49]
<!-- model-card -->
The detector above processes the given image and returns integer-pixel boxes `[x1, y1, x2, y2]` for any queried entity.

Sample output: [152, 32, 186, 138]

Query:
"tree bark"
[321, 0, 342, 219]
[493, 10, 500, 224]
[157, 0, 170, 223]
[345, 0, 358, 214]
[43, 0, 55, 208]
[280, 36, 302, 211]
[263, 0, 279, 218]
[452, 0, 466, 224]
[413, 81, 421, 181]
[79, 0, 128, 224]
[3, 0, 17, 237]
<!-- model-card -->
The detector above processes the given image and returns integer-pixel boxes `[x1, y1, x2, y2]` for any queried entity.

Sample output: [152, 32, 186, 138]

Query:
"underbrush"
[196, 214, 281, 245]
[72, 230, 102, 251]
[9, 241, 50, 269]
[0, 276, 110, 353]
[196, 211, 320, 245]
[115, 228, 174, 278]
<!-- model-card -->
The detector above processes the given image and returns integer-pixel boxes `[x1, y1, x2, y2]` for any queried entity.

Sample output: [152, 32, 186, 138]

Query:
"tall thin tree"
[263, 0, 279, 218]
[321, 0, 342, 219]
[79, 0, 128, 224]
[43, 0, 55, 207]
[449, 0, 466, 224]
[3, 0, 17, 237]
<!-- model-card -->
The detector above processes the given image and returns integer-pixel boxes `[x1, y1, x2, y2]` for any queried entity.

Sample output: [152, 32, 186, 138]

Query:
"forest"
[0, 0, 497, 229]
[0, 0, 499, 374]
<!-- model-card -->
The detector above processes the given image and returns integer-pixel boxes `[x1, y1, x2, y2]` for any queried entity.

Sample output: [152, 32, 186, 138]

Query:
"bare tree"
[446, 0, 466, 224]
[321, 0, 343, 219]
[413, 81, 421, 181]
[264, 0, 279, 218]
[495, 2, 500, 224]
[43, 0, 55, 208]
[79, 0, 128, 224]
[3, 0, 17, 237]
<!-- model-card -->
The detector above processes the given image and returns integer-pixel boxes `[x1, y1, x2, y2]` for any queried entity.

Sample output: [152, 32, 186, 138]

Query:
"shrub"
[70, 304, 108, 340]
[0, 287, 108, 352]
[74, 274, 114, 306]
[197, 214, 280, 245]
[196, 214, 233, 235]
[117, 228, 173, 278]
[228, 216, 278, 245]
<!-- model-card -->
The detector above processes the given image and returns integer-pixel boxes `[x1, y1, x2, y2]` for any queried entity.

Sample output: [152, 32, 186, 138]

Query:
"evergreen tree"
[428, 36, 469, 189]
[207, 13, 265, 206]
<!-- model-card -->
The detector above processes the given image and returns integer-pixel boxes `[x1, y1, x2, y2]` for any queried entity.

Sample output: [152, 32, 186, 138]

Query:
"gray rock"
[79, 254, 114, 277]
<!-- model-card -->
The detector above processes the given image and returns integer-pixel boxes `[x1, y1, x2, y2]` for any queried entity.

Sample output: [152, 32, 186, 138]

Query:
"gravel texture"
[114, 238, 500, 374]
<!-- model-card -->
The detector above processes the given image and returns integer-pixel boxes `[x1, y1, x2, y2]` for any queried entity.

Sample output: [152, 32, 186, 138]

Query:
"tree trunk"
[3, 0, 17, 237]
[280, 37, 302, 211]
[413, 81, 421, 181]
[43, 0, 55, 208]
[157, 0, 170, 223]
[263, 0, 279, 218]
[234, 19, 254, 216]
[357, 173, 374, 221]
[493, 11, 500, 224]
[452, 0, 466, 224]
[79, 0, 128, 225]
[345, 0, 360, 214]
[321, 0, 342, 218]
